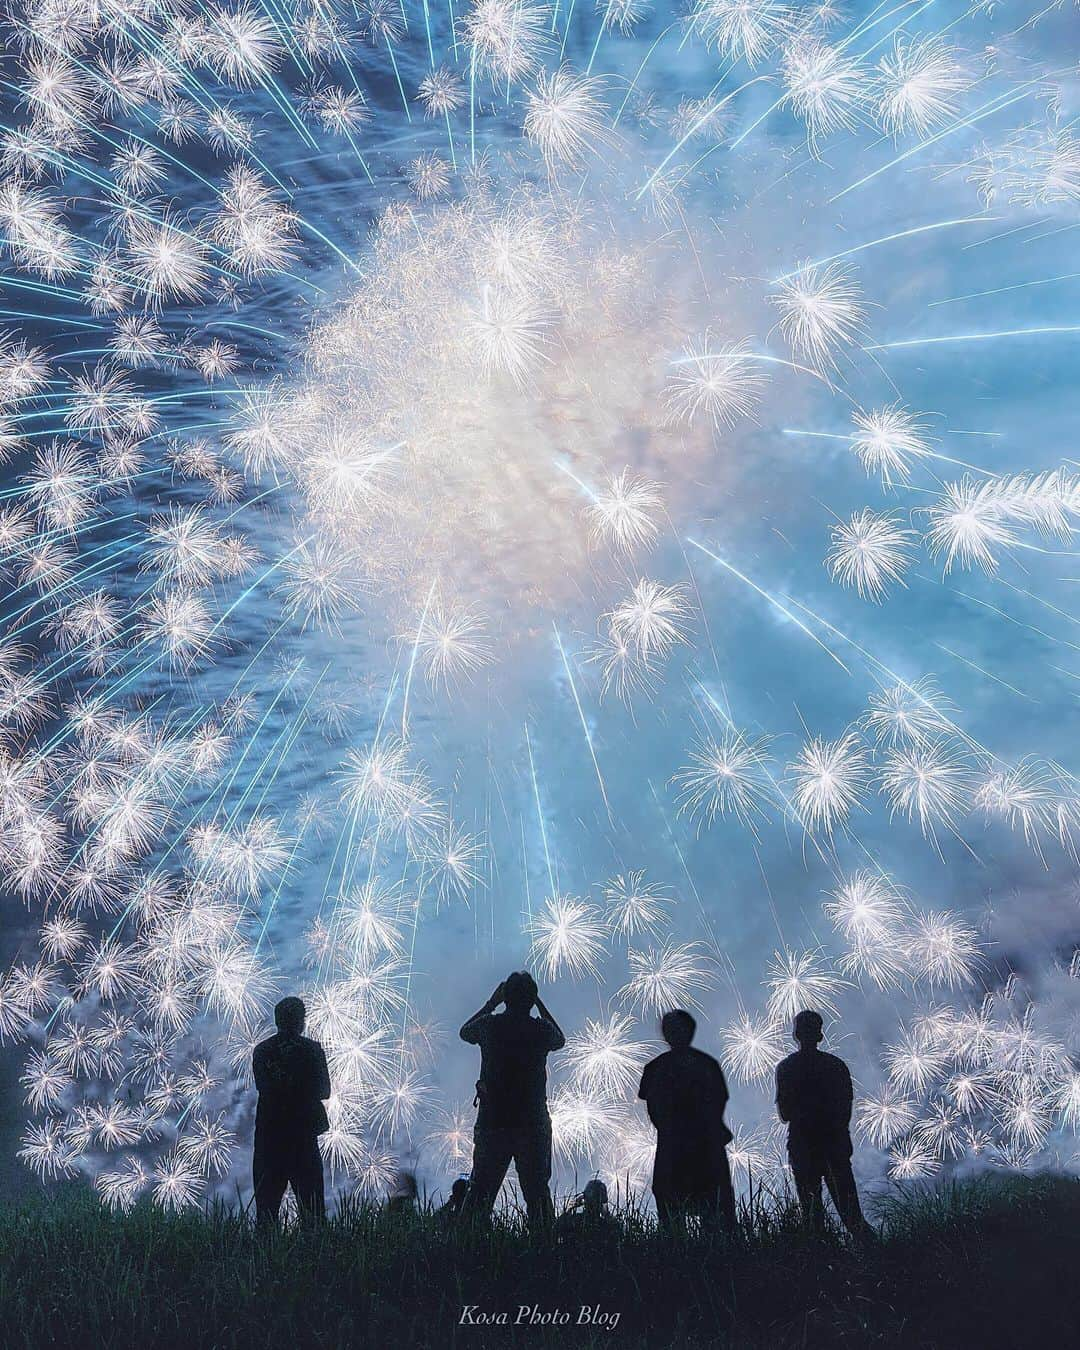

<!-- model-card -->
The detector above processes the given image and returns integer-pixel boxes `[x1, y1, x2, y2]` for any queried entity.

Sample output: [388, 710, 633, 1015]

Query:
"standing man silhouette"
[775, 1009, 872, 1239]
[458, 971, 565, 1230]
[252, 996, 331, 1225]
[637, 1009, 736, 1233]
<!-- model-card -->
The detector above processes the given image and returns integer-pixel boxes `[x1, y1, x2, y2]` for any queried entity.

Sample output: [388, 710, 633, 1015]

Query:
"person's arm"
[314, 1042, 331, 1100]
[838, 1060, 854, 1130]
[638, 1064, 662, 1129]
[775, 1061, 792, 1124]
[708, 1060, 733, 1145]
[714, 1061, 730, 1114]
[534, 994, 565, 1051]
[460, 983, 504, 1043]
[252, 1044, 268, 1094]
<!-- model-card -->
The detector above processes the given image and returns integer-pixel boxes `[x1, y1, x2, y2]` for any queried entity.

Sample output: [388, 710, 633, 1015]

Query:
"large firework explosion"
[0, 0, 1079, 1214]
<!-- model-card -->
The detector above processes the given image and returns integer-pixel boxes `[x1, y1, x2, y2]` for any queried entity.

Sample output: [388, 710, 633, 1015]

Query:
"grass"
[1, 1174, 1078, 1348]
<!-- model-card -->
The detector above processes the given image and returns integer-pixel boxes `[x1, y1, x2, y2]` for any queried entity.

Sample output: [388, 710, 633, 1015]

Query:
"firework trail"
[1, 0, 1079, 1209]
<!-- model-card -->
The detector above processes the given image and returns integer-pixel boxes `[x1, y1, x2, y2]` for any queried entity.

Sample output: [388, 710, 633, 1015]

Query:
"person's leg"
[513, 1120, 554, 1232]
[823, 1154, 871, 1239]
[695, 1188, 720, 1238]
[714, 1149, 738, 1234]
[460, 1126, 513, 1223]
[656, 1188, 696, 1234]
[253, 1143, 288, 1227]
[790, 1152, 825, 1231]
[653, 1188, 678, 1233]
[291, 1137, 327, 1222]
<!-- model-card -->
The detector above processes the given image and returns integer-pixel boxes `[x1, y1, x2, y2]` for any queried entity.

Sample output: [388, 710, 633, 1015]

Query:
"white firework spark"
[672, 728, 775, 833]
[588, 628, 657, 705]
[908, 912, 982, 989]
[607, 579, 692, 667]
[855, 1085, 918, 1148]
[975, 759, 1055, 843]
[425, 1105, 475, 1170]
[338, 880, 408, 961]
[888, 1137, 941, 1181]
[528, 895, 607, 980]
[782, 40, 867, 152]
[152, 1151, 206, 1212]
[875, 38, 970, 139]
[462, 0, 551, 84]
[773, 263, 868, 369]
[880, 740, 973, 841]
[417, 69, 466, 117]
[788, 732, 868, 836]
[824, 871, 907, 947]
[602, 870, 671, 939]
[425, 822, 486, 905]
[826, 509, 914, 601]
[665, 336, 768, 429]
[410, 598, 494, 689]
[692, 0, 794, 66]
[618, 942, 714, 1016]
[586, 471, 662, 556]
[721, 1012, 786, 1084]
[926, 477, 1019, 574]
[765, 948, 847, 1022]
[523, 67, 609, 169]
[550, 1087, 620, 1158]
[468, 286, 550, 386]
[565, 1013, 650, 1097]
[407, 153, 452, 202]
[338, 738, 416, 822]
[862, 678, 956, 749]
[884, 1032, 948, 1095]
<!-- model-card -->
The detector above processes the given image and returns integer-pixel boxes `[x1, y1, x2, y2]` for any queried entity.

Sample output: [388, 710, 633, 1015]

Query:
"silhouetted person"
[435, 1177, 470, 1230]
[775, 1009, 872, 1240]
[387, 1168, 418, 1216]
[556, 1179, 618, 1244]
[252, 996, 331, 1226]
[638, 1009, 736, 1233]
[459, 971, 565, 1230]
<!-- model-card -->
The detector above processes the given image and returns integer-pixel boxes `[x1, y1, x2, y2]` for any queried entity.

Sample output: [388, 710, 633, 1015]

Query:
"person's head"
[660, 1009, 696, 1049]
[503, 970, 538, 1013]
[793, 1009, 824, 1049]
[450, 1177, 469, 1204]
[274, 996, 306, 1036]
[390, 1169, 418, 1202]
[582, 1179, 608, 1212]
